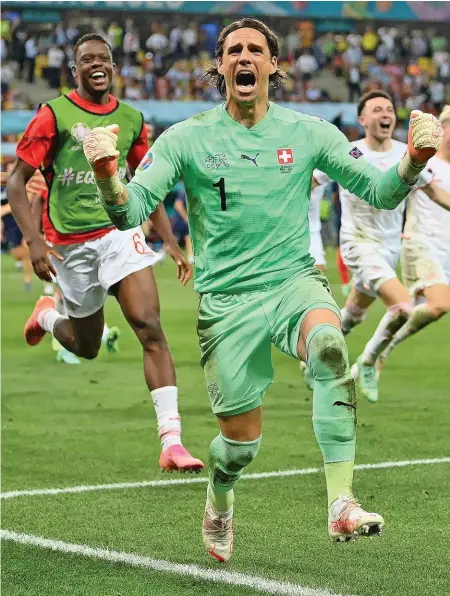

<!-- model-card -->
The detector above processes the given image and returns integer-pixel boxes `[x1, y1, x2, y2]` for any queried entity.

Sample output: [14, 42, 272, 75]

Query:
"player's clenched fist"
[83, 124, 120, 179]
[398, 110, 443, 183]
[408, 110, 443, 164]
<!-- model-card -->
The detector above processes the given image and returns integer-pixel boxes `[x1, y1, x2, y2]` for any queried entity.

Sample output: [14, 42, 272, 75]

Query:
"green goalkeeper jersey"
[107, 103, 412, 293]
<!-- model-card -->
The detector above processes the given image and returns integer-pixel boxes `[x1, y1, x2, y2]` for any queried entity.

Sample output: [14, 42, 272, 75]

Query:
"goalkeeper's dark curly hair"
[203, 18, 287, 98]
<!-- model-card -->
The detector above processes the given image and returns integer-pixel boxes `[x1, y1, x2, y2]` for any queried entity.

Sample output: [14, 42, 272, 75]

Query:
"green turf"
[2, 252, 449, 596]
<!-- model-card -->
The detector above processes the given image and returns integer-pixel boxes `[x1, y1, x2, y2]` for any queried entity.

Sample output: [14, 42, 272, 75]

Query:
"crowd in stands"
[1, 13, 449, 115]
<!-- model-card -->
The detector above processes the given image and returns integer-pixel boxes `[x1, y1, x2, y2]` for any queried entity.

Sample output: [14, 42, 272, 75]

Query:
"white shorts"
[310, 231, 326, 266]
[51, 227, 161, 318]
[401, 238, 450, 297]
[340, 241, 399, 297]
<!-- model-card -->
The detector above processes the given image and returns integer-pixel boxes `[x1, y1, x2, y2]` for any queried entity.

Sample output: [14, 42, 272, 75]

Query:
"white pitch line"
[2, 457, 449, 501]
[0, 530, 349, 596]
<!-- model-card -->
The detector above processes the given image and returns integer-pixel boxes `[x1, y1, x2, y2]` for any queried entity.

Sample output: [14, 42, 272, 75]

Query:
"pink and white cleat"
[159, 444, 204, 473]
[328, 495, 384, 542]
[24, 295, 56, 346]
[202, 499, 233, 563]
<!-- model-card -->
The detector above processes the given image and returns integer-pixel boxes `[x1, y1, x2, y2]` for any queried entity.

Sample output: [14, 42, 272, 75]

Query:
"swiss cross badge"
[277, 148, 294, 165]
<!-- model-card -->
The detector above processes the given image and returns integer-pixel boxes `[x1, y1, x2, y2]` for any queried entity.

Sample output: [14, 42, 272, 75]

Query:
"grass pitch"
[2, 251, 449, 596]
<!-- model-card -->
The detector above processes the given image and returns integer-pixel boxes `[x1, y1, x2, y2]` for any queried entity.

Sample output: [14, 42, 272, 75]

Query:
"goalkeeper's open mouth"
[234, 70, 257, 95]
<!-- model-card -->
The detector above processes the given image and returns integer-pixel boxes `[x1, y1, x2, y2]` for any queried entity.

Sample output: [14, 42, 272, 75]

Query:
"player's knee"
[224, 435, 262, 469]
[131, 311, 165, 347]
[78, 344, 100, 360]
[307, 324, 349, 379]
[428, 302, 450, 319]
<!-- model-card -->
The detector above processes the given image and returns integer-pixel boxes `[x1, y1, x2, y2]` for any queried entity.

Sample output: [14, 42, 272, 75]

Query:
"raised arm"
[315, 111, 442, 210]
[83, 125, 183, 231]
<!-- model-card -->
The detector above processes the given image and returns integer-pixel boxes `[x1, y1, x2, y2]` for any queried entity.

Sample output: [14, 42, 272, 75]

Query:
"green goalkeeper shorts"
[197, 268, 340, 416]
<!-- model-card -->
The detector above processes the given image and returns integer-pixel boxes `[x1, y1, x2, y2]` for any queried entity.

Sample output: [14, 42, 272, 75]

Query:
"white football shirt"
[405, 155, 450, 263]
[310, 169, 330, 234]
[339, 139, 407, 252]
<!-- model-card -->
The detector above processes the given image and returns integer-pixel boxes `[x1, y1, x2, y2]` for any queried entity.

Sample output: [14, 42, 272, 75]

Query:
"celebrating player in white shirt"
[309, 170, 329, 269]
[379, 105, 450, 363]
[338, 91, 443, 403]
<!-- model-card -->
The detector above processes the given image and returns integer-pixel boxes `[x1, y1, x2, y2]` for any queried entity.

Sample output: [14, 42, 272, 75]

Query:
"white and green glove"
[398, 110, 443, 183]
[83, 124, 123, 203]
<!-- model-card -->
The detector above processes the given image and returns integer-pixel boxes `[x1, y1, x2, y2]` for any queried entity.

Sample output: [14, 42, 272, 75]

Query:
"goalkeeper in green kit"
[83, 19, 442, 561]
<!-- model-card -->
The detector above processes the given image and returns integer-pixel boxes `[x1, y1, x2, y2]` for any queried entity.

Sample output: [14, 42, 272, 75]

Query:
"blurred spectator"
[296, 48, 318, 80]
[306, 79, 328, 101]
[14, 30, 27, 80]
[343, 42, 363, 67]
[65, 22, 80, 45]
[53, 24, 67, 47]
[125, 77, 144, 100]
[361, 26, 379, 55]
[107, 21, 123, 63]
[0, 37, 6, 61]
[173, 185, 194, 264]
[429, 79, 445, 109]
[183, 22, 198, 58]
[410, 30, 428, 58]
[285, 27, 301, 60]
[123, 22, 140, 63]
[24, 35, 38, 83]
[47, 45, 65, 89]
[169, 22, 184, 55]
[347, 66, 362, 102]
[145, 22, 168, 56]
[318, 33, 336, 60]
[1, 61, 13, 96]
[379, 27, 397, 49]
[1, 14, 11, 46]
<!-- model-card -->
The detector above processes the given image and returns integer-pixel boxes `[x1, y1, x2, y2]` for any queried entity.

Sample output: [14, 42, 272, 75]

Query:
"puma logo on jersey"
[240, 153, 259, 167]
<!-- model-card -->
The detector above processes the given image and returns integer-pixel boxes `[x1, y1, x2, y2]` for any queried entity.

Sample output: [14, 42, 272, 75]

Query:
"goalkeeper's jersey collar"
[220, 101, 275, 134]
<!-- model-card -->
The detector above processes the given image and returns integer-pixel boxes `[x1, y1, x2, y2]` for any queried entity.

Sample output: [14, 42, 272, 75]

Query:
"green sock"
[208, 484, 234, 512]
[208, 433, 261, 512]
[306, 324, 356, 505]
[324, 461, 354, 507]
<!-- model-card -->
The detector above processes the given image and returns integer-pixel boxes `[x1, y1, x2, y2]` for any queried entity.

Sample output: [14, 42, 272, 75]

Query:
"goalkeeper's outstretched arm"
[315, 110, 443, 211]
[84, 125, 181, 231]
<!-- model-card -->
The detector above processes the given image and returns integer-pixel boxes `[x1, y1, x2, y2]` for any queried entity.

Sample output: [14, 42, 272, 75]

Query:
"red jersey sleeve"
[127, 119, 149, 171]
[16, 106, 57, 169]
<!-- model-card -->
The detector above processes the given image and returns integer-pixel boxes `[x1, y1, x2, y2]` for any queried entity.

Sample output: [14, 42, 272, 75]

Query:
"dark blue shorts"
[173, 216, 189, 240]
[3, 214, 23, 248]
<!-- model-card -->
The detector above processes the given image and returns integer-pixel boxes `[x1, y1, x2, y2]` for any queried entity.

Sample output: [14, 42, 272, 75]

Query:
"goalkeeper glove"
[398, 110, 443, 183]
[83, 124, 123, 203]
